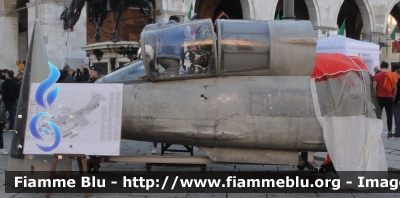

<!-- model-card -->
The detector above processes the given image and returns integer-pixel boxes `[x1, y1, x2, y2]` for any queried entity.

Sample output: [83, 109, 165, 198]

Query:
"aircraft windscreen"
[141, 19, 216, 80]
[97, 61, 147, 83]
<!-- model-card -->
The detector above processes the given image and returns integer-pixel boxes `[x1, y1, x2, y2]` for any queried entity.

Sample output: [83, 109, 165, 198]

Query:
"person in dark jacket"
[0, 69, 7, 80]
[16, 72, 23, 95]
[74, 68, 81, 82]
[0, 90, 8, 154]
[75, 68, 90, 83]
[82, 68, 90, 82]
[57, 64, 75, 83]
[89, 66, 102, 83]
[1, 70, 19, 130]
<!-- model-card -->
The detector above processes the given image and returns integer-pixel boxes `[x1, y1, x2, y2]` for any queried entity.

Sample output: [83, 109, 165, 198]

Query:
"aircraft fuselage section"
[121, 76, 325, 151]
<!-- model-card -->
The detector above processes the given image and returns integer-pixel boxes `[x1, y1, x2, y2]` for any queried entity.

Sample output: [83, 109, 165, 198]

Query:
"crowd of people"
[0, 69, 23, 155]
[57, 64, 100, 83]
[0, 63, 103, 156]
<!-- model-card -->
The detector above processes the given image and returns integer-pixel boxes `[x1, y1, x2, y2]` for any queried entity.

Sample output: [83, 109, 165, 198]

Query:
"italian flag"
[338, 19, 346, 36]
[188, 1, 194, 20]
[275, 10, 280, 20]
[391, 25, 398, 52]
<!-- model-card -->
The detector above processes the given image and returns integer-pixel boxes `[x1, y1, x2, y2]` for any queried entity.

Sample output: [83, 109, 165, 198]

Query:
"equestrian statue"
[60, 0, 154, 43]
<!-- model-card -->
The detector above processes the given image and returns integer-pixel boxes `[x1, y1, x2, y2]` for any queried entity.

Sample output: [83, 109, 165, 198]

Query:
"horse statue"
[60, 0, 153, 43]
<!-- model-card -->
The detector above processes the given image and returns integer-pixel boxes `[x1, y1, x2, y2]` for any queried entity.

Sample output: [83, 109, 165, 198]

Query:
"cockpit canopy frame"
[140, 19, 218, 82]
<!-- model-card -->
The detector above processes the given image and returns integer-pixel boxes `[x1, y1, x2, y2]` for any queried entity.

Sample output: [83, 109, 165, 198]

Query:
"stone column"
[282, 0, 295, 20]
[27, 0, 87, 70]
[369, 31, 387, 62]
[0, 5, 19, 70]
[314, 0, 343, 39]
[154, 0, 191, 23]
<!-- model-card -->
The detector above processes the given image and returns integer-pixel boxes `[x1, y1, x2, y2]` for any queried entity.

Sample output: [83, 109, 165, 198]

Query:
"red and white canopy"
[312, 53, 369, 79]
[310, 53, 386, 187]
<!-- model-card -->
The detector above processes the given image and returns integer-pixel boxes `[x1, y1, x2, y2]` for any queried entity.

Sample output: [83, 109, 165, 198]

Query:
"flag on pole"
[338, 19, 346, 36]
[188, 1, 194, 20]
[391, 25, 399, 52]
[275, 10, 280, 20]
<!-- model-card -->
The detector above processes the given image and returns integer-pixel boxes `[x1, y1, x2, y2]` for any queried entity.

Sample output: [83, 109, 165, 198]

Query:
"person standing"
[16, 60, 25, 72]
[373, 61, 397, 138]
[145, 15, 195, 77]
[74, 68, 82, 82]
[82, 68, 90, 82]
[1, 70, 19, 130]
[75, 68, 90, 83]
[89, 66, 102, 83]
[16, 72, 23, 91]
[57, 64, 75, 83]
[0, 69, 7, 80]
[374, 66, 381, 75]
[0, 90, 8, 155]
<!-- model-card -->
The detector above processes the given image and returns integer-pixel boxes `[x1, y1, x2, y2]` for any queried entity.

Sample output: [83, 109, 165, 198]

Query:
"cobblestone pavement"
[0, 129, 399, 197]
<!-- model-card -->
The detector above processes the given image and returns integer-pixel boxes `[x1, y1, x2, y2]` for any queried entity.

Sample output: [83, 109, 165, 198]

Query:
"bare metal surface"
[268, 20, 316, 76]
[217, 20, 270, 73]
[119, 76, 325, 151]
[199, 147, 299, 165]
[276, 38, 317, 46]
[302, 141, 325, 145]
[214, 20, 317, 76]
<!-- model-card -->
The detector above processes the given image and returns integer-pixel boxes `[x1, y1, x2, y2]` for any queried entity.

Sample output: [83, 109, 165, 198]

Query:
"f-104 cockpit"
[97, 19, 316, 83]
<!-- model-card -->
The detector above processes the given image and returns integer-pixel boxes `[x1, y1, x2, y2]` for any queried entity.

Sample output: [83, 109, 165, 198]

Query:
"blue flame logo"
[29, 62, 61, 152]
[35, 62, 60, 108]
[29, 112, 61, 152]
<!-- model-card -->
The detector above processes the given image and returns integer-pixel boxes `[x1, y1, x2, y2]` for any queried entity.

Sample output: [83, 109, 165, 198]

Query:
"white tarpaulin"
[316, 35, 380, 75]
[311, 54, 387, 189]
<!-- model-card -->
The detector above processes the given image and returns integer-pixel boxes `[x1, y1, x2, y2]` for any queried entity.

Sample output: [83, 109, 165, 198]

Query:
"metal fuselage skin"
[101, 20, 326, 154]
[120, 76, 324, 152]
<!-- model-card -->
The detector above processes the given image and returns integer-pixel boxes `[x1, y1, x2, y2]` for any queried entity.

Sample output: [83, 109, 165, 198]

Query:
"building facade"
[0, 0, 400, 71]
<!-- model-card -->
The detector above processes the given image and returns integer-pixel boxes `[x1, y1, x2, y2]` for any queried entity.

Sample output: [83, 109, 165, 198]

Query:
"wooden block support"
[46, 154, 89, 198]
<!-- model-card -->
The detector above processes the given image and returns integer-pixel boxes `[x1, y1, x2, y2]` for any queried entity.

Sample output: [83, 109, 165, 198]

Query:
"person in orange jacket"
[16, 61, 24, 72]
[373, 61, 397, 138]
